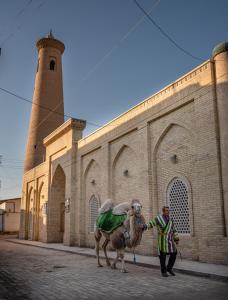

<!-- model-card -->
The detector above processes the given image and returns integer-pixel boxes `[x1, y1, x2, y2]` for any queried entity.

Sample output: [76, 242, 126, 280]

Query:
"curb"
[4, 239, 228, 282]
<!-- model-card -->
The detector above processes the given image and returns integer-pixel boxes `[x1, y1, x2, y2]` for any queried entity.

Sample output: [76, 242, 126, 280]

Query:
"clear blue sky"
[0, 0, 227, 199]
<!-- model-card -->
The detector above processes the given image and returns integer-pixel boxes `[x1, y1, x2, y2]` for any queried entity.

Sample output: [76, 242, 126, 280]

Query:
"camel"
[94, 199, 145, 273]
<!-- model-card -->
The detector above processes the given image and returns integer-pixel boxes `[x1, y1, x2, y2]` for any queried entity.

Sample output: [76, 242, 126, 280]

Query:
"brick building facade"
[19, 34, 228, 265]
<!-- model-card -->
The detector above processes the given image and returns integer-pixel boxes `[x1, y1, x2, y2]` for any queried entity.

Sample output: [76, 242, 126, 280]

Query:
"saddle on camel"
[94, 199, 145, 273]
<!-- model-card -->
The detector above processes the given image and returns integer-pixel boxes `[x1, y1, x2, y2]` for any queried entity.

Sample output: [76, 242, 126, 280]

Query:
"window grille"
[89, 195, 99, 232]
[167, 178, 190, 234]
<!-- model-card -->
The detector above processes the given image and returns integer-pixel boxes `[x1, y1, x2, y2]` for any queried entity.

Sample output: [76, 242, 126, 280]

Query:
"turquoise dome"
[212, 42, 228, 58]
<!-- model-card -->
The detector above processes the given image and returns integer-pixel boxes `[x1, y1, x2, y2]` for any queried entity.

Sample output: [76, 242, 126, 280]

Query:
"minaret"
[24, 31, 65, 172]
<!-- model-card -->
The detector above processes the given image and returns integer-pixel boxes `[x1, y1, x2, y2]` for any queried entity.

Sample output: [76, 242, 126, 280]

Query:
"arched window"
[167, 177, 191, 234]
[89, 195, 99, 232]
[50, 60, 55, 71]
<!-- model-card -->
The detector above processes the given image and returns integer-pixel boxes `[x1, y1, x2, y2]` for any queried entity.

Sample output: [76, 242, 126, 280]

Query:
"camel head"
[130, 199, 142, 217]
[123, 199, 145, 248]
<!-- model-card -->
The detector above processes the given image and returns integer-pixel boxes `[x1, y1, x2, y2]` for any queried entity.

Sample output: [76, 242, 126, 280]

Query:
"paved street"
[0, 239, 228, 300]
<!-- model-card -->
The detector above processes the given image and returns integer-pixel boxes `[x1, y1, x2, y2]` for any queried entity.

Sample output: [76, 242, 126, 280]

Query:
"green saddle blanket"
[96, 209, 127, 233]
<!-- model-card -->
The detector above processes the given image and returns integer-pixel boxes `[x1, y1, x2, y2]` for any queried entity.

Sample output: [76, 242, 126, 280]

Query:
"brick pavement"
[6, 238, 228, 281]
[0, 239, 228, 300]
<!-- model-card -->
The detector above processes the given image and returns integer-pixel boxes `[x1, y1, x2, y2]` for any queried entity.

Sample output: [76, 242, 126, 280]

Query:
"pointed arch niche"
[83, 159, 101, 239]
[48, 164, 66, 243]
[153, 123, 194, 225]
[112, 145, 139, 203]
[167, 176, 192, 235]
[26, 186, 34, 240]
[34, 181, 45, 241]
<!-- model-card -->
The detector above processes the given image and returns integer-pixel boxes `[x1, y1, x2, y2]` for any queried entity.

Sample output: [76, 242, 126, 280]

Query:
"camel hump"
[112, 202, 131, 215]
[96, 200, 130, 233]
[99, 199, 114, 214]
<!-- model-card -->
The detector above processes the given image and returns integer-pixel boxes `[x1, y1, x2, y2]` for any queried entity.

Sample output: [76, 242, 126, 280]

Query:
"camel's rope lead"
[176, 245, 182, 261]
[133, 248, 136, 263]
[179, 249, 182, 261]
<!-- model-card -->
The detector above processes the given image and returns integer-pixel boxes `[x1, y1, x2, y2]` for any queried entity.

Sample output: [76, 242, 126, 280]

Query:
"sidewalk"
[5, 237, 228, 281]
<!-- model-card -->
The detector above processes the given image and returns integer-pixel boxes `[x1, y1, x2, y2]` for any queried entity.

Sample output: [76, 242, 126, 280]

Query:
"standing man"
[144, 206, 179, 277]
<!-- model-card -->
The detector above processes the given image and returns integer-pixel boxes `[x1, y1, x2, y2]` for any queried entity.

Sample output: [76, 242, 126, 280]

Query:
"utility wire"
[0, 167, 23, 179]
[0, 0, 33, 36]
[0, 0, 33, 47]
[55, 70, 228, 170]
[0, 1, 161, 129]
[133, 0, 205, 62]
[0, 86, 113, 128]
[14, 0, 33, 19]
[1, 158, 24, 163]
[0, 0, 47, 47]
[1, 0, 160, 134]
[0, 61, 226, 138]
[0, 166, 23, 170]
[0, 163, 23, 168]
[0, 2, 225, 195]
[1, 0, 215, 132]
[76, 0, 161, 86]
[33, 72, 228, 171]
[31, 0, 161, 134]
[0, 86, 74, 120]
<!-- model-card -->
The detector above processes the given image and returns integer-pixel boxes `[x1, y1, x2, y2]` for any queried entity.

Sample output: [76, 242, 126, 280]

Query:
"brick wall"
[20, 57, 228, 264]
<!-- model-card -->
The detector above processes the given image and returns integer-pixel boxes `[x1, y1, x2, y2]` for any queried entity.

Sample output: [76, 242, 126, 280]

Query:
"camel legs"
[94, 229, 103, 267]
[111, 249, 127, 273]
[102, 239, 111, 267]
[119, 249, 128, 273]
[111, 252, 119, 269]
[120, 257, 127, 273]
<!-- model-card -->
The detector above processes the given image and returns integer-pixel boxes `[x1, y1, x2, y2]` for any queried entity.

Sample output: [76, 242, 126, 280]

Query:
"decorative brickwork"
[20, 39, 228, 265]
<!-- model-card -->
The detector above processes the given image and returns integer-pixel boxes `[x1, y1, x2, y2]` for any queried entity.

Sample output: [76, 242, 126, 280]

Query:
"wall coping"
[43, 118, 86, 147]
[79, 59, 210, 147]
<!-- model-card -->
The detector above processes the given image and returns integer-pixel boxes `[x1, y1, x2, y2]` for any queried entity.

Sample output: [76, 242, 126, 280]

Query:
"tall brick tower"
[24, 31, 65, 172]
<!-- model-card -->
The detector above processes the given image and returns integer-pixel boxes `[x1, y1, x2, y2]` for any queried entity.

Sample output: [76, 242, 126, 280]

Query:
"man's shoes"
[161, 272, 169, 277]
[167, 269, 176, 276]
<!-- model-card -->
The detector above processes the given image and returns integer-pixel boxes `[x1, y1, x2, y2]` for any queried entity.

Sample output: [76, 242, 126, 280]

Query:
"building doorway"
[48, 165, 66, 243]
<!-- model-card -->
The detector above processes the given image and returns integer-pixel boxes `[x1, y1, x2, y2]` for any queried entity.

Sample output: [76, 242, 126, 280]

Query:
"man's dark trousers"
[159, 251, 177, 274]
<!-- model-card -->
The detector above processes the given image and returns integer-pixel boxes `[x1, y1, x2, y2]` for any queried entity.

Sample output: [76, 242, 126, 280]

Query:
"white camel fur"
[94, 199, 145, 273]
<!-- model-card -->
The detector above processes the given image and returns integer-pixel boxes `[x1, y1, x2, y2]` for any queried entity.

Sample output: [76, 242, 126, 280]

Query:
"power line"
[30, 0, 161, 134]
[0, 166, 23, 182]
[0, 157, 24, 171]
[0, 0, 33, 36]
[133, 0, 205, 62]
[1, 158, 24, 163]
[0, 62, 226, 138]
[76, 0, 161, 86]
[0, 165, 23, 170]
[0, 86, 73, 119]
[1, 71, 227, 195]
[0, 162, 23, 167]
[0, 0, 215, 132]
[0, 2, 159, 130]
[0, 0, 33, 47]
[14, 0, 33, 19]
[0, 86, 114, 128]
[58, 73, 227, 170]
[0, 0, 47, 48]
